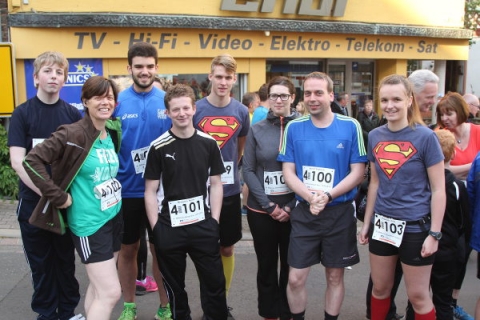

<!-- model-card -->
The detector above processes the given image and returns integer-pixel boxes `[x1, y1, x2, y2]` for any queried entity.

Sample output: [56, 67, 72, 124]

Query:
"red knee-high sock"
[415, 308, 435, 320]
[371, 296, 390, 320]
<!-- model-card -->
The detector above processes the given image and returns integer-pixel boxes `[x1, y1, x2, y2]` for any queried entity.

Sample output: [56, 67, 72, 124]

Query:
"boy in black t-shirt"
[144, 84, 228, 320]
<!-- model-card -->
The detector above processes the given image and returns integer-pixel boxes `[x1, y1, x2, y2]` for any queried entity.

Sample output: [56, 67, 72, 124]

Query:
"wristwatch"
[324, 191, 333, 203]
[428, 230, 442, 240]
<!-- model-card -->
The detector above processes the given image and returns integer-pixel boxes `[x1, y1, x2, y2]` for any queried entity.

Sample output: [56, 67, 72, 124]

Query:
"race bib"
[94, 178, 122, 211]
[32, 138, 45, 148]
[168, 195, 205, 227]
[131, 146, 149, 174]
[302, 166, 334, 193]
[221, 161, 234, 185]
[372, 213, 406, 247]
[264, 171, 291, 195]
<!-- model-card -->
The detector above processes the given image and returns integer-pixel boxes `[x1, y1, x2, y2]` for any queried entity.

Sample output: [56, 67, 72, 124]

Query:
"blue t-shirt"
[367, 124, 444, 231]
[113, 86, 171, 198]
[193, 97, 250, 197]
[251, 105, 268, 125]
[8, 96, 82, 200]
[277, 114, 367, 204]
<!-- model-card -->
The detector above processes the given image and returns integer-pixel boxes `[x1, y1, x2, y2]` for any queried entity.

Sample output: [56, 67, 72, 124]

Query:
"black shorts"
[219, 193, 242, 247]
[368, 223, 435, 266]
[288, 201, 359, 269]
[71, 211, 123, 264]
[121, 198, 154, 245]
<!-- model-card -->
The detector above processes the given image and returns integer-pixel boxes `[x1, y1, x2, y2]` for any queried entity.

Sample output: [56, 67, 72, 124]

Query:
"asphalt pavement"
[0, 200, 478, 319]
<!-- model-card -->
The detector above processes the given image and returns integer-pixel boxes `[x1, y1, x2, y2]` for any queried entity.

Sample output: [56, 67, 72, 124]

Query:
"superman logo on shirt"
[373, 141, 417, 179]
[197, 116, 240, 148]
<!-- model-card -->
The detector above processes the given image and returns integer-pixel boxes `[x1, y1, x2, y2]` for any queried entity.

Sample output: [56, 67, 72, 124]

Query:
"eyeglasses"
[469, 103, 480, 109]
[268, 94, 291, 101]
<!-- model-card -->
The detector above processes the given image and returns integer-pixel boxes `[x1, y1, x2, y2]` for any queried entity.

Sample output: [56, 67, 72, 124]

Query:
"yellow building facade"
[6, 0, 473, 115]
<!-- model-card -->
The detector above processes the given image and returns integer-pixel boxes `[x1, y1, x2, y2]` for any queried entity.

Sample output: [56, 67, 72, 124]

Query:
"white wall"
[466, 37, 480, 96]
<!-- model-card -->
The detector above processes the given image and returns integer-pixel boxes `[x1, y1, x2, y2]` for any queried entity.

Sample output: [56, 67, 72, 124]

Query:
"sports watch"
[428, 230, 442, 240]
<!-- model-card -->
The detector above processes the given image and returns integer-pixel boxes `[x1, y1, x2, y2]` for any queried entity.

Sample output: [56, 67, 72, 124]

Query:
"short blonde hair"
[210, 54, 237, 74]
[34, 51, 69, 84]
[435, 130, 455, 162]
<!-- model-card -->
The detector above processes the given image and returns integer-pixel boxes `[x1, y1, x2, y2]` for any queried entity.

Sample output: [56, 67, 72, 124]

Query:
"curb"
[0, 229, 21, 238]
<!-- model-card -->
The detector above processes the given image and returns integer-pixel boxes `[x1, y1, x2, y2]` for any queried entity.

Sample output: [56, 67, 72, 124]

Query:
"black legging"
[136, 229, 148, 281]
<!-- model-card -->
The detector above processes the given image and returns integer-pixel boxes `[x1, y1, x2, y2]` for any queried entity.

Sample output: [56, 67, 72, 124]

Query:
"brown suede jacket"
[22, 115, 121, 234]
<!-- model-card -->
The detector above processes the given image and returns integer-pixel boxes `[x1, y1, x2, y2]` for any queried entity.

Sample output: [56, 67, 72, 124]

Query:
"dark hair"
[81, 76, 119, 115]
[267, 76, 295, 95]
[436, 92, 470, 126]
[242, 92, 258, 108]
[257, 83, 268, 101]
[164, 84, 195, 110]
[127, 42, 158, 66]
[336, 92, 348, 102]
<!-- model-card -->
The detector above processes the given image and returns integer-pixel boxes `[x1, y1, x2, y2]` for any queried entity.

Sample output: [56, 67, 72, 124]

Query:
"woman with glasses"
[243, 76, 299, 320]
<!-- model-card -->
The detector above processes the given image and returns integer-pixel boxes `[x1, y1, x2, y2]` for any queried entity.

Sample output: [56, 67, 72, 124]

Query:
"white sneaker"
[69, 314, 86, 320]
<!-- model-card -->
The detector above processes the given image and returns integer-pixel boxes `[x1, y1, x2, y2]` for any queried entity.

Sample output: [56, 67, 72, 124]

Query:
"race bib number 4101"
[168, 195, 205, 227]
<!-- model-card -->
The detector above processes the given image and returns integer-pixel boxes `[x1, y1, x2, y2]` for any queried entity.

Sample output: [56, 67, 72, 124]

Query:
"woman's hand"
[358, 223, 370, 245]
[421, 235, 439, 257]
[58, 194, 72, 209]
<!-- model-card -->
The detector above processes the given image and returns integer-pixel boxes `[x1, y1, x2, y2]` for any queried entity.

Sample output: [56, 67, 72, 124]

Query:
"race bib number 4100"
[302, 166, 334, 193]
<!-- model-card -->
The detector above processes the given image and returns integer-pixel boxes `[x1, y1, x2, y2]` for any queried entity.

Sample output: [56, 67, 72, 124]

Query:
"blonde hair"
[210, 54, 237, 74]
[33, 51, 69, 85]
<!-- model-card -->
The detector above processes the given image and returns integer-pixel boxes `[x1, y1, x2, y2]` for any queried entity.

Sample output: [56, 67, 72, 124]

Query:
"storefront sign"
[220, 0, 348, 17]
[11, 28, 468, 60]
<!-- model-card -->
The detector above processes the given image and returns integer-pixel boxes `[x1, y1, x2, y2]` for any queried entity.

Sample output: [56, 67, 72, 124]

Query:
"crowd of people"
[7, 44, 480, 320]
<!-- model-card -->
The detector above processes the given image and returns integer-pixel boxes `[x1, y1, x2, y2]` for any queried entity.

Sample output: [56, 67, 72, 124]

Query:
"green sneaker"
[154, 303, 172, 320]
[118, 303, 137, 320]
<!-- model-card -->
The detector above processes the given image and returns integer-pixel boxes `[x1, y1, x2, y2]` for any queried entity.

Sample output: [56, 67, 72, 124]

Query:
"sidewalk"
[0, 200, 21, 246]
[0, 200, 254, 250]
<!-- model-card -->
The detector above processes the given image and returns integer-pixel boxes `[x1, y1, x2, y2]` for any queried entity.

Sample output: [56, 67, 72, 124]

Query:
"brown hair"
[303, 72, 334, 93]
[436, 92, 470, 127]
[268, 76, 295, 95]
[435, 130, 456, 162]
[379, 74, 425, 128]
[81, 76, 119, 116]
[164, 84, 195, 110]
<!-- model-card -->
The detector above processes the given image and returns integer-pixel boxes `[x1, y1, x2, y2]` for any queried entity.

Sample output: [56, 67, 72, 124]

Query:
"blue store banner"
[24, 58, 103, 113]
